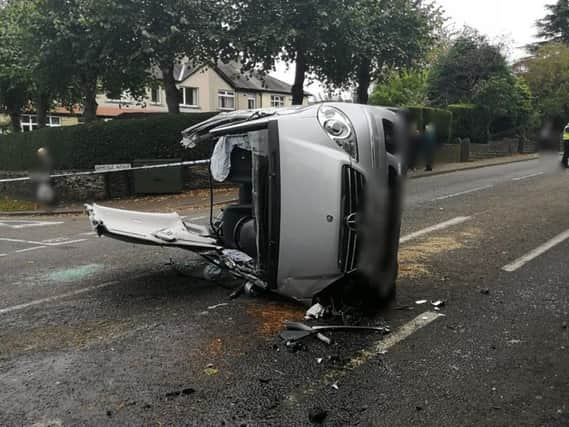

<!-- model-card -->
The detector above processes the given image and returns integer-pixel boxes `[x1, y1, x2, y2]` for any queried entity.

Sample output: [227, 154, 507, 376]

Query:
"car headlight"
[317, 105, 358, 159]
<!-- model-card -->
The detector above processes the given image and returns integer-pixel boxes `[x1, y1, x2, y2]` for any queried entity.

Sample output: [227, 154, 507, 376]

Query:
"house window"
[247, 96, 256, 110]
[218, 90, 235, 110]
[21, 115, 38, 132]
[20, 115, 62, 132]
[150, 87, 162, 104]
[48, 116, 61, 127]
[270, 95, 285, 108]
[178, 87, 199, 107]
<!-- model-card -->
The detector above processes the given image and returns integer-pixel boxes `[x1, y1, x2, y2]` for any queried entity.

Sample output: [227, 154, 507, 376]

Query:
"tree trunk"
[161, 63, 180, 114]
[82, 77, 98, 123]
[36, 92, 50, 129]
[292, 48, 306, 105]
[356, 58, 372, 105]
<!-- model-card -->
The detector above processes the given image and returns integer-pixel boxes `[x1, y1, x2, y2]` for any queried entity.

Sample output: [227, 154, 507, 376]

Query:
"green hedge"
[448, 104, 490, 144]
[0, 113, 217, 171]
[406, 106, 453, 144]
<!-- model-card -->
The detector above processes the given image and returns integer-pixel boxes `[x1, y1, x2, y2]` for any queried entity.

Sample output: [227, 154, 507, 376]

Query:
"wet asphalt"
[0, 158, 568, 426]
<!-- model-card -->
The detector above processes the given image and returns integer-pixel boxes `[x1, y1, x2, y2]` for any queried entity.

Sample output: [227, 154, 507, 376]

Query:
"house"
[96, 60, 311, 116]
[0, 60, 311, 133]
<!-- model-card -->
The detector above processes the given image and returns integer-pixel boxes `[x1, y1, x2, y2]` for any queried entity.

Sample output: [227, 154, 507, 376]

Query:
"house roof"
[180, 60, 310, 96]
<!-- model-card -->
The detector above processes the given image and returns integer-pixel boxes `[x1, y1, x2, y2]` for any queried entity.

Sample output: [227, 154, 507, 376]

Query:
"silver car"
[86, 103, 405, 305]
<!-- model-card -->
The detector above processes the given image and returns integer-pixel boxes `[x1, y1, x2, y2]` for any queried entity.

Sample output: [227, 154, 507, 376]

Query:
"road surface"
[0, 158, 567, 426]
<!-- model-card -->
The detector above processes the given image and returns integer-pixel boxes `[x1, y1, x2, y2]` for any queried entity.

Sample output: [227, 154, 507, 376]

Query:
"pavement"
[0, 157, 568, 426]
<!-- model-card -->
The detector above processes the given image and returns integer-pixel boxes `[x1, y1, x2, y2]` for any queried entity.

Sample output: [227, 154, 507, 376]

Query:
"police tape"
[0, 159, 211, 184]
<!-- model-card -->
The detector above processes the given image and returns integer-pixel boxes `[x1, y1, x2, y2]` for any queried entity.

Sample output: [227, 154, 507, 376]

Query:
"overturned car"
[86, 103, 406, 305]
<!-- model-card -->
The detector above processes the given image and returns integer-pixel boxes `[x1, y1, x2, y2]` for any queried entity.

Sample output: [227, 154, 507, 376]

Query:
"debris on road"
[204, 366, 219, 376]
[316, 357, 324, 364]
[431, 300, 445, 308]
[165, 388, 195, 399]
[305, 302, 327, 320]
[480, 288, 490, 295]
[207, 303, 229, 310]
[415, 300, 428, 305]
[331, 382, 339, 390]
[308, 407, 328, 424]
[282, 321, 333, 345]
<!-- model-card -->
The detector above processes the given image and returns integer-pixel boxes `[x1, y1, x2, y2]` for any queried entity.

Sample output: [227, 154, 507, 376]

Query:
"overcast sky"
[270, 0, 554, 95]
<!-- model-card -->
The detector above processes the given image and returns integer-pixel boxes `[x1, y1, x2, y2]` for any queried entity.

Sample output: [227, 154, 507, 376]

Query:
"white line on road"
[0, 237, 87, 247]
[0, 280, 119, 315]
[0, 253, 7, 257]
[400, 216, 472, 244]
[0, 220, 64, 229]
[287, 311, 442, 403]
[190, 215, 207, 221]
[79, 231, 97, 236]
[44, 239, 87, 246]
[502, 228, 569, 272]
[433, 185, 494, 201]
[512, 172, 544, 181]
[14, 246, 48, 253]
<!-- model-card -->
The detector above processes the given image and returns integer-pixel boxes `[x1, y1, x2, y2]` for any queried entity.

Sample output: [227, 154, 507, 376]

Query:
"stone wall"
[0, 164, 224, 203]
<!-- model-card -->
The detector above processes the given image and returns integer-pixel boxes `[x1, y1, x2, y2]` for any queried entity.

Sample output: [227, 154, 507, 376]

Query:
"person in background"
[424, 122, 437, 172]
[562, 123, 569, 168]
[35, 147, 55, 205]
[538, 121, 555, 152]
[406, 121, 421, 172]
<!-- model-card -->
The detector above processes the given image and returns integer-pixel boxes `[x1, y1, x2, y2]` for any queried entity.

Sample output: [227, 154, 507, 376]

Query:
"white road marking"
[0, 237, 46, 245]
[502, 228, 569, 272]
[79, 231, 97, 236]
[0, 280, 119, 315]
[44, 239, 87, 246]
[14, 246, 48, 253]
[433, 185, 494, 201]
[190, 215, 207, 221]
[0, 237, 87, 247]
[0, 237, 89, 258]
[287, 311, 441, 403]
[400, 216, 472, 244]
[0, 220, 64, 229]
[512, 172, 544, 181]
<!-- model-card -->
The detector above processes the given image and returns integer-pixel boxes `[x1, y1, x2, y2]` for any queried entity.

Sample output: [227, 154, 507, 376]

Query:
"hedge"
[448, 104, 490, 144]
[406, 106, 453, 144]
[0, 113, 217, 171]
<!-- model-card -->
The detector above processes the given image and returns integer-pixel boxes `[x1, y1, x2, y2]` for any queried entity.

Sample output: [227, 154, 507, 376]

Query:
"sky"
[270, 0, 554, 96]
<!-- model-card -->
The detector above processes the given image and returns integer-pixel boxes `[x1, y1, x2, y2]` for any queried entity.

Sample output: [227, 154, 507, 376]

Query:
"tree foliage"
[427, 29, 509, 106]
[535, 0, 569, 47]
[133, 0, 229, 113]
[524, 43, 569, 125]
[232, 0, 349, 104]
[369, 69, 429, 107]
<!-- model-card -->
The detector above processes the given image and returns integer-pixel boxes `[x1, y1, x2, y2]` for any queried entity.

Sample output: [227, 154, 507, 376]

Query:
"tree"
[233, 0, 349, 105]
[133, 0, 228, 113]
[524, 43, 569, 126]
[31, 0, 151, 122]
[535, 0, 569, 47]
[315, 0, 443, 104]
[0, 0, 33, 132]
[473, 74, 533, 134]
[369, 69, 429, 107]
[427, 29, 509, 106]
[354, 0, 443, 104]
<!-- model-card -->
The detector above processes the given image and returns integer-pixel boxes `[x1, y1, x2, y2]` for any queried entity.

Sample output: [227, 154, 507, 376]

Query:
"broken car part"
[86, 103, 406, 305]
[284, 320, 390, 334]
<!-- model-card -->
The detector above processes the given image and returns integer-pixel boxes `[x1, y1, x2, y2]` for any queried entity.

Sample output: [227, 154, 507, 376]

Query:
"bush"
[448, 104, 490, 144]
[406, 106, 453, 144]
[0, 113, 217, 171]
